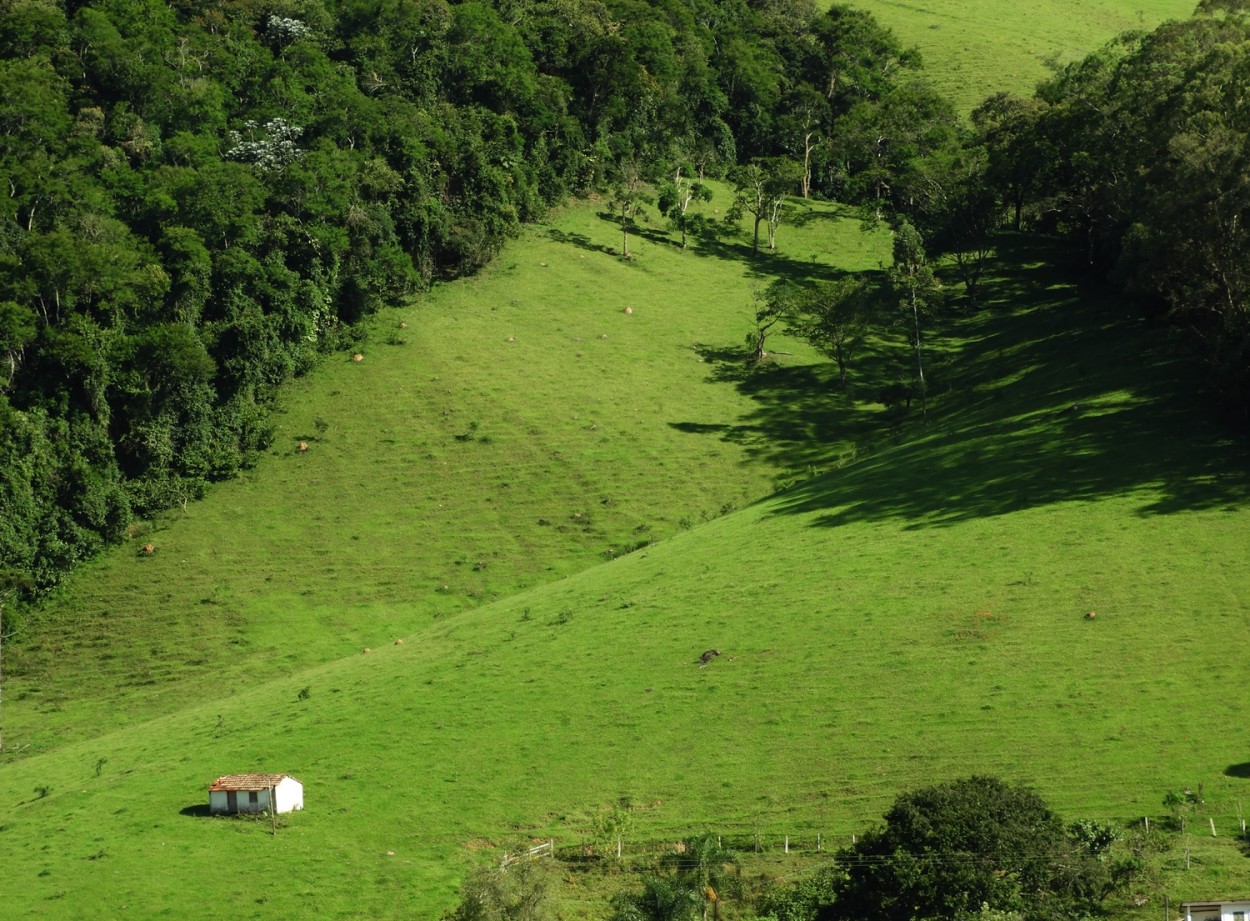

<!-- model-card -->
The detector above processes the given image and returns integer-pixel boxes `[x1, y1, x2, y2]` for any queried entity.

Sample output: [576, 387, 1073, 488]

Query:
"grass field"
[4, 4, 1250, 918]
[2, 197, 1249, 919]
[844, 0, 1196, 112]
[5, 191, 891, 755]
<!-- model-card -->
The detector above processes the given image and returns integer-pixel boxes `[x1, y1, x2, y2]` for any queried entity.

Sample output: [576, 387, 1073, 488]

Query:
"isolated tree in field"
[889, 221, 941, 417]
[828, 776, 1112, 921]
[592, 799, 637, 860]
[764, 164, 802, 250]
[727, 160, 792, 252]
[657, 166, 713, 250]
[609, 160, 652, 259]
[792, 277, 876, 386]
[748, 281, 802, 365]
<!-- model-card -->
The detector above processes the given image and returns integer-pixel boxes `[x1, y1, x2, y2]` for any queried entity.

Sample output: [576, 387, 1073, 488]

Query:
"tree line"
[969, 0, 1250, 420]
[0, 0, 953, 609]
[753, 0, 1250, 465]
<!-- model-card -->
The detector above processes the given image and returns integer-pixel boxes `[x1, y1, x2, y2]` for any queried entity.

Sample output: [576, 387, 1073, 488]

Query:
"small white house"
[208, 773, 303, 815]
[1181, 900, 1250, 921]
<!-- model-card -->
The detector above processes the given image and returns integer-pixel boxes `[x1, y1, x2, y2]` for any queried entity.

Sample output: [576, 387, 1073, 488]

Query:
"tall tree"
[791, 276, 876, 385]
[888, 221, 941, 418]
[728, 159, 791, 252]
[609, 158, 652, 259]
[657, 164, 713, 250]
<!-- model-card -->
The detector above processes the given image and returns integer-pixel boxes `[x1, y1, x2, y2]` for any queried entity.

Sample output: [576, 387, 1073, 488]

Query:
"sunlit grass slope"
[2, 236, 1248, 920]
[6, 193, 890, 755]
[844, 0, 1195, 112]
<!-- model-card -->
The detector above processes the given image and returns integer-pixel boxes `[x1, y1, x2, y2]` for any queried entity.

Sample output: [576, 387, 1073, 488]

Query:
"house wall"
[1184, 902, 1250, 921]
[208, 788, 272, 814]
[274, 777, 304, 814]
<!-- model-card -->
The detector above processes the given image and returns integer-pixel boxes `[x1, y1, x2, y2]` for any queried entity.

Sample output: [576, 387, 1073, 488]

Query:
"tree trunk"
[752, 214, 761, 252]
[911, 290, 927, 418]
[802, 132, 814, 200]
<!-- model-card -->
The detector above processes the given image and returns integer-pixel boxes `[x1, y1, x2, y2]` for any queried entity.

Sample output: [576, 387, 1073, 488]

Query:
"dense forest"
[1, 0, 1247, 610]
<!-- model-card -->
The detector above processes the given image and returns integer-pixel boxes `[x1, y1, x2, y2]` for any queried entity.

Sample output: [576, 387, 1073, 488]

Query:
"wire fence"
[491, 812, 1250, 871]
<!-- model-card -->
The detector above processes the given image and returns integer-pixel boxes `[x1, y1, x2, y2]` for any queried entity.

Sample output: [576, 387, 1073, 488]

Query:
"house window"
[1232, 912, 1244, 921]
[248, 791, 259, 804]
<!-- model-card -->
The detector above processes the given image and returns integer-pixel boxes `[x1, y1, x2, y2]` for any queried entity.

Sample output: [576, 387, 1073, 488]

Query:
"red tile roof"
[209, 773, 297, 792]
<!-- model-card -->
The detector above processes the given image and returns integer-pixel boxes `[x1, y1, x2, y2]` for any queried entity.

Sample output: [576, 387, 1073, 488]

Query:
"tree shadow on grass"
[1225, 763, 1250, 779]
[671, 231, 1250, 525]
[581, 207, 846, 284]
[691, 235, 844, 284]
[673, 340, 901, 479]
[690, 342, 753, 384]
[180, 804, 213, 818]
[545, 227, 612, 257]
[787, 200, 863, 227]
[766, 236, 1250, 528]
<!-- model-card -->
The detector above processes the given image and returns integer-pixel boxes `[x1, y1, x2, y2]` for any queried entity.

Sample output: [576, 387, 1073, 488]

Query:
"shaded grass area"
[843, 0, 1195, 113]
[775, 235, 1250, 526]
[0, 224, 1247, 920]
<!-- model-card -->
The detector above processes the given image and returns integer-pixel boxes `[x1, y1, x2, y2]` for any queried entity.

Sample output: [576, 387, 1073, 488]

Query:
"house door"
[226, 791, 237, 813]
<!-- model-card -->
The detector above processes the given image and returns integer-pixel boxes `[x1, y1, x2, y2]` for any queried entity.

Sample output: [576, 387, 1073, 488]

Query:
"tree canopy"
[825, 776, 1111, 921]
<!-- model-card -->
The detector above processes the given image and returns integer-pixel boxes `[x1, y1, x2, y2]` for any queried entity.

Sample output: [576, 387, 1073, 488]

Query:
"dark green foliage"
[0, 0, 944, 603]
[789, 276, 877, 385]
[1009, 5, 1250, 422]
[755, 872, 837, 921]
[826, 776, 1112, 921]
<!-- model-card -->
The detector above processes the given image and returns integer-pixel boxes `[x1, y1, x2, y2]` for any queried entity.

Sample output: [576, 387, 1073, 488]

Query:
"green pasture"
[4, 190, 891, 755]
[844, 0, 1196, 112]
[2, 196, 1249, 919]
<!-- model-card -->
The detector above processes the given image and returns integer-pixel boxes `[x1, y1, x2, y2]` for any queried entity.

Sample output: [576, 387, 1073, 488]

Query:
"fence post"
[817, 834, 822, 853]
[784, 836, 789, 854]
[1210, 818, 1217, 837]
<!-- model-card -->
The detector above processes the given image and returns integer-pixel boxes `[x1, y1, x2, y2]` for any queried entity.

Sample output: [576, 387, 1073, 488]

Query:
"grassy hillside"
[5, 192, 890, 755]
[4, 6, 1247, 919]
[2, 208, 1248, 919]
[844, 0, 1195, 112]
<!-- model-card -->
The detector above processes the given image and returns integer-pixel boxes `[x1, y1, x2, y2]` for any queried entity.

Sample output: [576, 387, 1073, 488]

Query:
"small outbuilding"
[208, 773, 304, 815]
[1181, 900, 1250, 921]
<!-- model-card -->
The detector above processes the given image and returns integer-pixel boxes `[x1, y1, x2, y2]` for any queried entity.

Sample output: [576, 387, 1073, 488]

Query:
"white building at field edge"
[1181, 900, 1250, 921]
[208, 773, 303, 815]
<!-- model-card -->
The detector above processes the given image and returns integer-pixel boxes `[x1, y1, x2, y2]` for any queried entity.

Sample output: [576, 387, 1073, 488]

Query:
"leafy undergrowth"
[1, 217, 1247, 920]
[844, 0, 1194, 113]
